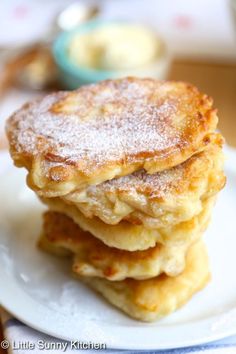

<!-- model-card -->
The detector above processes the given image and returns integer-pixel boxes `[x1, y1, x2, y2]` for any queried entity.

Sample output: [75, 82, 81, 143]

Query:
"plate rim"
[1, 278, 236, 350]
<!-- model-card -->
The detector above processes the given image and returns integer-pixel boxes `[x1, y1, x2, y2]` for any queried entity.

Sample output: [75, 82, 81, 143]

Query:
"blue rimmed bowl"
[53, 20, 171, 89]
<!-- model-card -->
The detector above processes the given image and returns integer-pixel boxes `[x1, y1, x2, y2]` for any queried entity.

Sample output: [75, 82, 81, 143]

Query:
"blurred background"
[0, 1, 235, 350]
[0, 0, 236, 151]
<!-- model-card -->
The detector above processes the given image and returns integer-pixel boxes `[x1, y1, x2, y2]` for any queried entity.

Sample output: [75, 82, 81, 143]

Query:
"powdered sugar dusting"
[89, 166, 184, 198]
[7, 78, 210, 176]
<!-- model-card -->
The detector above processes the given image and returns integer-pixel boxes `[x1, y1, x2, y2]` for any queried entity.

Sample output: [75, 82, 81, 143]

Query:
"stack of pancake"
[6, 78, 225, 322]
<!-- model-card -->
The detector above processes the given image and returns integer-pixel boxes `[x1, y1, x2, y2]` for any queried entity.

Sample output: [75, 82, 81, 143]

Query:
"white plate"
[0, 148, 236, 350]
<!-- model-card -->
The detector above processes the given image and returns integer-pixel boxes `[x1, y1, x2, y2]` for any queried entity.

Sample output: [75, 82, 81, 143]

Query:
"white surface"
[0, 148, 236, 350]
[103, 0, 236, 61]
[0, 0, 235, 60]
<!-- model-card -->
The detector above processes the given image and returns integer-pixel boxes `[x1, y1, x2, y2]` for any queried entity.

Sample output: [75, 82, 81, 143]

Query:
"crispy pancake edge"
[6, 78, 219, 197]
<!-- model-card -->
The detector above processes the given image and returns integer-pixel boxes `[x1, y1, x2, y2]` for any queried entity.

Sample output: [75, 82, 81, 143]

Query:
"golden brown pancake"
[39, 211, 203, 280]
[78, 241, 210, 321]
[62, 138, 225, 228]
[6, 78, 218, 197]
[41, 197, 215, 251]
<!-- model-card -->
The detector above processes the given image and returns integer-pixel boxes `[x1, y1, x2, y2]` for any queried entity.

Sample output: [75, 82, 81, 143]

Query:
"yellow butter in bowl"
[68, 24, 163, 71]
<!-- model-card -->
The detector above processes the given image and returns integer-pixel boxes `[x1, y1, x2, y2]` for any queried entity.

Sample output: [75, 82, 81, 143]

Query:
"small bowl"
[53, 20, 171, 89]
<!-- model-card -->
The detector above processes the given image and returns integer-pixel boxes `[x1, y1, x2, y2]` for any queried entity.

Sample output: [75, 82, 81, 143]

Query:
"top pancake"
[6, 77, 218, 196]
